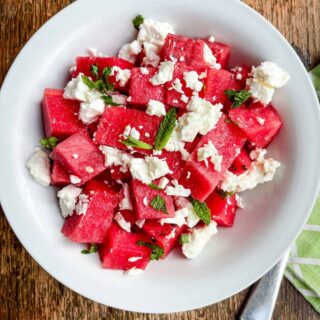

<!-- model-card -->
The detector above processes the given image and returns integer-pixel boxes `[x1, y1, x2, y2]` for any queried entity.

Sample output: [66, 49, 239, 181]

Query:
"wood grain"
[0, 0, 320, 319]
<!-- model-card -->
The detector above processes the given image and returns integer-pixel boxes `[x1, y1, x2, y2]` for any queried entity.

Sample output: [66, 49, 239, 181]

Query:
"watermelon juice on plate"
[26, 15, 289, 276]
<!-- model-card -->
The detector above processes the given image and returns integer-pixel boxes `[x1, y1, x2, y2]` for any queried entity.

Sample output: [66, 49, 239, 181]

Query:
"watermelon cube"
[131, 180, 175, 219]
[129, 67, 165, 105]
[41, 89, 85, 139]
[61, 180, 120, 243]
[229, 103, 283, 148]
[142, 220, 186, 257]
[230, 64, 252, 88]
[178, 114, 246, 201]
[95, 107, 161, 151]
[160, 34, 207, 67]
[51, 161, 70, 186]
[204, 69, 241, 105]
[229, 148, 252, 175]
[206, 191, 237, 227]
[165, 63, 207, 109]
[159, 150, 185, 180]
[99, 223, 151, 270]
[51, 130, 106, 185]
[204, 41, 231, 69]
[72, 56, 134, 92]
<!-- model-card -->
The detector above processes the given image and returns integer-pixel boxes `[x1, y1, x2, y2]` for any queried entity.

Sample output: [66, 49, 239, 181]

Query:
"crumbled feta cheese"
[128, 257, 143, 262]
[110, 93, 128, 105]
[236, 73, 243, 80]
[186, 171, 191, 179]
[158, 177, 169, 189]
[165, 180, 191, 197]
[99, 146, 132, 173]
[145, 132, 150, 138]
[142, 196, 148, 207]
[150, 61, 175, 85]
[140, 67, 150, 75]
[203, 43, 220, 69]
[235, 194, 244, 209]
[119, 183, 133, 210]
[208, 36, 215, 42]
[114, 212, 131, 232]
[146, 100, 166, 116]
[87, 48, 105, 57]
[197, 141, 223, 171]
[137, 19, 175, 47]
[165, 228, 176, 240]
[26, 148, 51, 187]
[221, 149, 281, 193]
[173, 99, 179, 104]
[57, 185, 82, 218]
[122, 125, 140, 140]
[183, 71, 203, 92]
[160, 207, 188, 227]
[85, 166, 94, 173]
[79, 97, 105, 124]
[118, 40, 142, 64]
[70, 175, 81, 184]
[63, 73, 92, 101]
[182, 222, 218, 259]
[75, 194, 89, 215]
[199, 70, 208, 79]
[256, 117, 266, 125]
[171, 78, 184, 94]
[180, 56, 185, 62]
[73, 154, 79, 159]
[111, 66, 131, 87]
[142, 42, 161, 67]
[180, 95, 189, 104]
[174, 197, 200, 228]
[125, 267, 144, 276]
[135, 219, 146, 228]
[247, 78, 275, 106]
[129, 157, 172, 184]
[127, 96, 132, 103]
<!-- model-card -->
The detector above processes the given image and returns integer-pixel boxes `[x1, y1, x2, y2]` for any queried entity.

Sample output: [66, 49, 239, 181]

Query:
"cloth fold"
[284, 64, 320, 313]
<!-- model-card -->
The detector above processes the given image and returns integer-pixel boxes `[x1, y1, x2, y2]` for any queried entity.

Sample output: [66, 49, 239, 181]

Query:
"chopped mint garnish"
[81, 243, 98, 254]
[148, 183, 162, 191]
[190, 197, 211, 225]
[150, 195, 168, 214]
[82, 68, 115, 93]
[136, 240, 164, 260]
[90, 64, 99, 78]
[40, 136, 58, 150]
[132, 14, 144, 30]
[154, 108, 177, 150]
[224, 89, 251, 109]
[216, 190, 235, 199]
[101, 95, 121, 106]
[81, 75, 95, 90]
[120, 136, 153, 150]
[179, 234, 189, 245]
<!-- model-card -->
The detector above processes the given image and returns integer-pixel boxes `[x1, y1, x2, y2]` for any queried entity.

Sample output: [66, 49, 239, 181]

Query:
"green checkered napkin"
[285, 64, 320, 313]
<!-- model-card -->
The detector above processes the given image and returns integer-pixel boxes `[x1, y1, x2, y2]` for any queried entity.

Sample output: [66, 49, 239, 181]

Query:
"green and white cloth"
[285, 64, 320, 313]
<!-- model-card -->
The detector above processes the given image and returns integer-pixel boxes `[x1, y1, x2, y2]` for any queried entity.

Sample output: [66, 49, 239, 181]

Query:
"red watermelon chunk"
[51, 130, 106, 185]
[178, 114, 247, 201]
[230, 64, 252, 88]
[95, 107, 161, 152]
[129, 67, 165, 105]
[204, 69, 241, 105]
[160, 34, 207, 67]
[130, 180, 175, 219]
[142, 220, 186, 257]
[159, 150, 185, 180]
[229, 148, 252, 175]
[229, 103, 283, 148]
[204, 41, 231, 69]
[51, 161, 70, 186]
[73, 56, 134, 92]
[41, 89, 85, 139]
[61, 180, 120, 243]
[99, 223, 151, 270]
[165, 63, 207, 109]
[206, 191, 237, 227]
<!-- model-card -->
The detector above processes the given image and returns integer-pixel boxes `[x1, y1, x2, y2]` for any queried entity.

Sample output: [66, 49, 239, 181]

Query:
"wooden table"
[1, 1, 319, 319]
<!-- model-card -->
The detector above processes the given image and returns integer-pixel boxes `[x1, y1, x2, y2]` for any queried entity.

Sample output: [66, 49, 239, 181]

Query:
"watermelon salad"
[26, 15, 289, 276]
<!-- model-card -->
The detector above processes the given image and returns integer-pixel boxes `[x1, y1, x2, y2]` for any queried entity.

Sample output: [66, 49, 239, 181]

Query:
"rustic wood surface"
[1, 0, 320, 319]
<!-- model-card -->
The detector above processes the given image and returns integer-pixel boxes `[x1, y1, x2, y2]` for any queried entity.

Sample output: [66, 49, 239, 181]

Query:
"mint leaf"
[82, 75, 95, 90]
[101, 95, 121, 106]
[81, 243, 97, 254]
[224, 89, 251, 109]
[179, 234, 189, 245]
[148, 183, 162, 191]
[90, 64, 99, 78]
[120, 136, 153, 150]
[82, 69, 114, 93]
[132, 14, 144, 30]
[216, 190, 235, 199]
[40, 136, 58, 150]
[136, 240, 164, 260]
[190, 197, 211, 225]
[154, 108, 177, 150]
[101, 67, 115, 91]
[150, 195, 168, 214]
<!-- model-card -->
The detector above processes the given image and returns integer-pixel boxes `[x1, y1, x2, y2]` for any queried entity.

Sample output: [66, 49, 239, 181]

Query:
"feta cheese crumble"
[182, 222, 218, 259]
[26, 148, 51, 187]
[99, 146, 133, 173]
[146, 100, 166, 116]
[57, 185, 82, 218]
[135, 219, 146, 228]
[256, 117, 265, 125]
[165, 180, 191, 197]
[122, 125, 140, 140]
[221, 149, 281, 193]
[208, 35, 215, 42]
[171, 78, 184, 94]
[142, 42, 161, 67]
[235, 194, 245, 209]
[165, 228, 176, 240]
[158, 177, 169, 189]
[75, 194, 89, 215]
[197, 141, 223, 171]
[114, 212, 131, 232]
[128, 257, 143, 262]
[111, 66, 131, 87]
[150, 61, 175, 85]
[125, 267, 144, 276]
[70, 175, 81, 184]
[119, 183, 133, 210]
[203, 43, 221, 69]
[183, 71, 203, 92]
[118, 40, 142, 64]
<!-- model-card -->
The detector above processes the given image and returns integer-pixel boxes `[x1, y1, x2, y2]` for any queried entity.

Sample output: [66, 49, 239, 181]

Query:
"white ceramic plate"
[0, 0, 319, 313]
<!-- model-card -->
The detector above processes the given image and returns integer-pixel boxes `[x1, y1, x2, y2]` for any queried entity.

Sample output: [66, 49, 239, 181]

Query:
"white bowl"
[0, 0, 319, 313]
